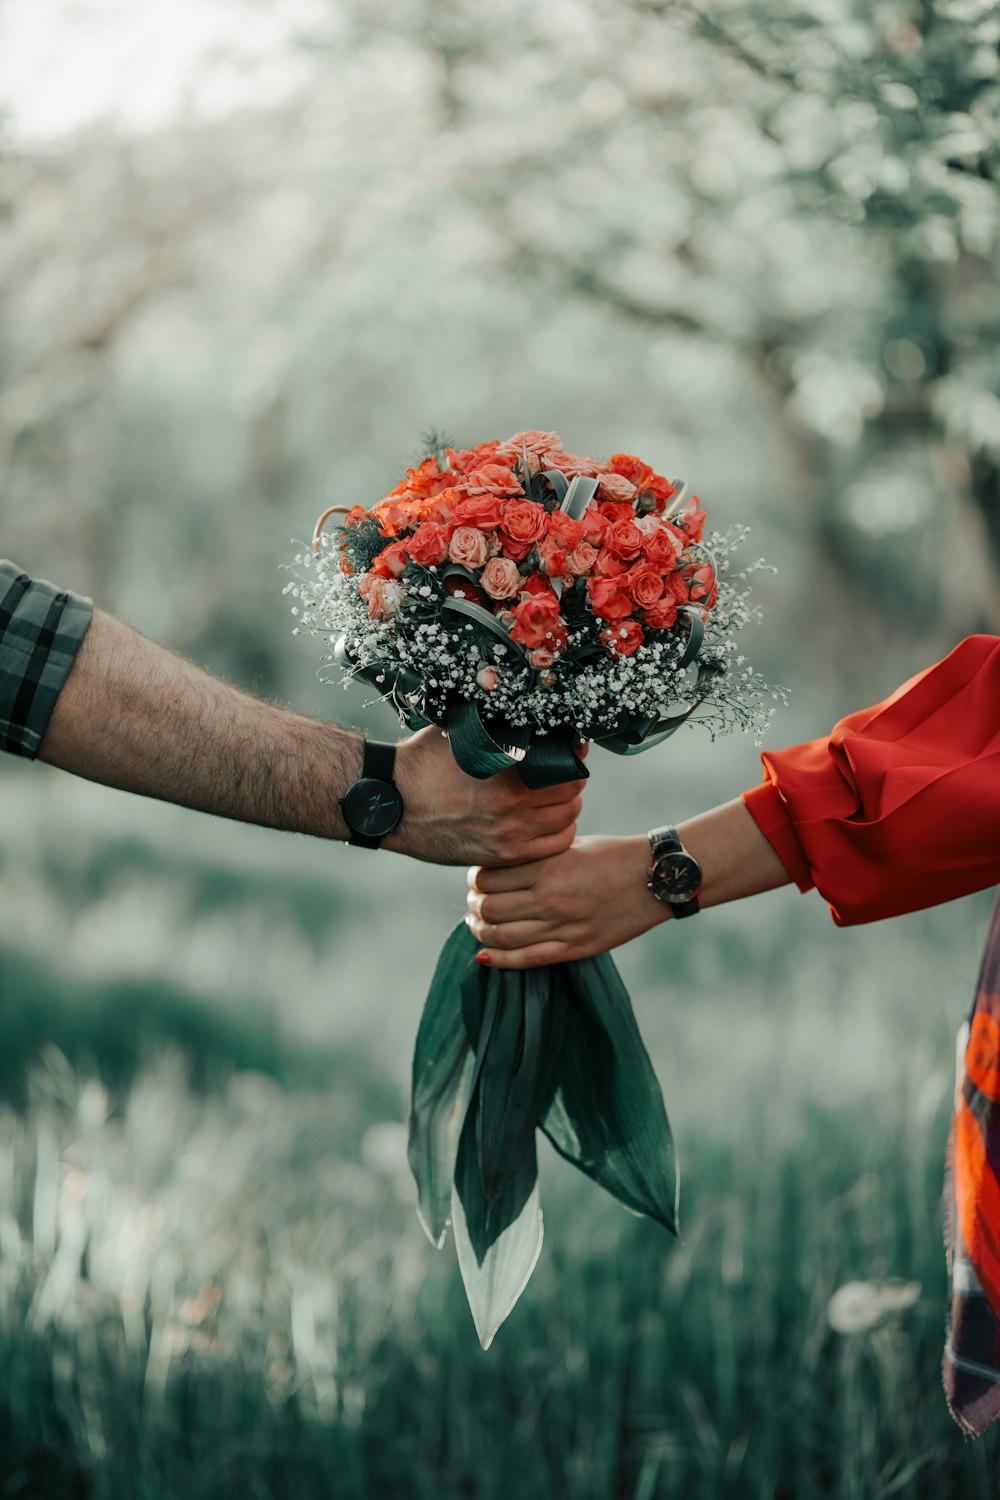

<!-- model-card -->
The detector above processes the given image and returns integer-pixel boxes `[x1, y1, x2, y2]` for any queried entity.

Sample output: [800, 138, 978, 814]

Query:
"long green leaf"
[452, 1176, 544, 1351]
[454, 966, 563, 1264]
[407, 922, 479, 1246]
[541, 954, 679, 1234]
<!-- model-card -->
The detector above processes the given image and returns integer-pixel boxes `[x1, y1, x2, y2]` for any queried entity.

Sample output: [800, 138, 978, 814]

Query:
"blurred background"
[1, 1, 999, 1495]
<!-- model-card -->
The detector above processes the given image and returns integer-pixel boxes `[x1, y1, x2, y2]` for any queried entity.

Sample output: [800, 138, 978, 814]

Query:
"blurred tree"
[0, 0, 997, 706]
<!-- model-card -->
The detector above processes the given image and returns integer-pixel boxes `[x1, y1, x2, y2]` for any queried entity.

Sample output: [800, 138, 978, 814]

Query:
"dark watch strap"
[363, 738, 396, 784]
[648, 824, 702, 918]
[346, 739, 400, 849]
[649, 825, 683, 860]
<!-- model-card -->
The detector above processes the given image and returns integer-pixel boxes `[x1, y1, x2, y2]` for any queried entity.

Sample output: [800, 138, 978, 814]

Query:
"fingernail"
[475, 952, 492, 966]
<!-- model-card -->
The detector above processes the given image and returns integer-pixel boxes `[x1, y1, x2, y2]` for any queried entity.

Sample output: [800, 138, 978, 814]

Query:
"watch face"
[343, 778, 404, 839]
[651, 850, 701, 903]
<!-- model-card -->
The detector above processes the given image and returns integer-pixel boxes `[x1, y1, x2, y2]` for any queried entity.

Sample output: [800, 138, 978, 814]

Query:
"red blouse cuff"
[740, 780, 815, 894]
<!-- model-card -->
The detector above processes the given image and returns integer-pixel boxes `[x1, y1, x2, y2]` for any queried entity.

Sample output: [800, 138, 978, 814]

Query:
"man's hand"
[390, 727, 584, 867]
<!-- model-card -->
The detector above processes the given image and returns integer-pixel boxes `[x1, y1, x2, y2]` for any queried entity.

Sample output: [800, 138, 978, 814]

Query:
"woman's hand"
[465, 835, 671, 969]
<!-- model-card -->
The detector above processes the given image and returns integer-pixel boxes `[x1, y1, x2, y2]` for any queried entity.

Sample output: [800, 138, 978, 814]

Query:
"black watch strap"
[345, 739, 400, 849]
[648, 824, 702, 918]
[363, 738, 396, 784]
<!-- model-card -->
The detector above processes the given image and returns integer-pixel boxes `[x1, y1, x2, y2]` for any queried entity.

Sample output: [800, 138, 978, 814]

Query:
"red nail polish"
[475, 952, 492, 966]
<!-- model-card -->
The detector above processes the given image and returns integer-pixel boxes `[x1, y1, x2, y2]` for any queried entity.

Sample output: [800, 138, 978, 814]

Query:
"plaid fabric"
[943, 891, 1000, 1435]
[0, 560, 93, 759]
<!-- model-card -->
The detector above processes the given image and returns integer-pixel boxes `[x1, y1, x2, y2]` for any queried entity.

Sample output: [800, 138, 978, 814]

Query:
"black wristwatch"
[340, 740, 403, 850]
[647, 825, 702, 918]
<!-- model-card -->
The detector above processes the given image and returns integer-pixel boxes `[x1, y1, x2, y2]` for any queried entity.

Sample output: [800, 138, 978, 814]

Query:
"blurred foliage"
[1, 0, 998, 716]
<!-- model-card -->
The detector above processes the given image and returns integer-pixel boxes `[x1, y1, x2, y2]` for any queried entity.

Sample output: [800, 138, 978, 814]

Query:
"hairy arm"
[465, 799, 791, 967]
[38, 609, 582, 865]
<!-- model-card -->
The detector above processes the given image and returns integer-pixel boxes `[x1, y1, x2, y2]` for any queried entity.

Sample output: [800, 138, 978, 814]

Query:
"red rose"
[466, 463, 525, 498]
[510, 592, 566, 650]
[546, 510, 584, 549]
[642, 526, 682, 569]
[666, 571, 690, 603]
[683, 561, 717, 607]
[406, 521, 449, 567]
[606, 520, 646, 561]
[598, 502, 636, 526]
[371, 539, 409, 578]
[539, 536, 569, 578]
[608, 453, 655, 491]
[625, 565, 665, 610]
[679, 500, 706, 542]
[521, 571, 557, 598]
[449, 493, 504, 531]
[643, 598, 678, 631]
[500, 499, 549, 560]
[581, 506, 609, 545]
[593, 549, 627, 578]
[587, 576, 633, 621]
[601, 619, 645, 657]
[648, 474, 677, 510]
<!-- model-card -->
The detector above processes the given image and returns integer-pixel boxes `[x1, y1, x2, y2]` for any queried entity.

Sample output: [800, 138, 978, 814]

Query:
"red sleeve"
[740, 635, 1000, 926]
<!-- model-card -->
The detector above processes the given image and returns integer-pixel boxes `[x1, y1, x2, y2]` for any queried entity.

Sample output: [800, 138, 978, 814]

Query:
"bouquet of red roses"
[293, 429, 776, 1345]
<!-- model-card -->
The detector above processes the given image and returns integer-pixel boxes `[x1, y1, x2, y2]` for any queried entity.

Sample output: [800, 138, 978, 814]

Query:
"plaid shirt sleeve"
[0, 560, 93, 760]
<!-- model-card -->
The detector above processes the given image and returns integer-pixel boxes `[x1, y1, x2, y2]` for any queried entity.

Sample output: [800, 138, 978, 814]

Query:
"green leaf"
[541, 955, 679, 1235]
[454, 965, 564, 1264]
[407, 922, 479, 1246]
[446, 699, 529, 780]
[517, 733, 589, 790]
[452, 1175, 544, 1351]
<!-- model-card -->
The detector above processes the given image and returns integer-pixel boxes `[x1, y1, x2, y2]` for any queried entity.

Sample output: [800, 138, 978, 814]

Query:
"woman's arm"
[466, 801, 790, 969]
[467, 634, 1000, 967]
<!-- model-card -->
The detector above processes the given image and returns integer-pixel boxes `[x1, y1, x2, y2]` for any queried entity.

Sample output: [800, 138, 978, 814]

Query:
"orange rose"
[608, 453, 655, 491]
[449, 493, 504, 531]
[500, 499, 549, 560]
[466, 463, 524, 498]
[539, 537, 569, 578]
[647, 474, 677, 510]
[371, 540, 409, 578]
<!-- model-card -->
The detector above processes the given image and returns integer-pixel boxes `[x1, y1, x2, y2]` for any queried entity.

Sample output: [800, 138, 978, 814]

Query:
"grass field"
[1, 769, 998, 1499]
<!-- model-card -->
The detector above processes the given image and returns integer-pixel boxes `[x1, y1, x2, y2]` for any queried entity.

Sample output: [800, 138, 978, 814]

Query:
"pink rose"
[476, 664, 500, 691]
[598, 472, 639, 504]
[448, 526, 489, 569]
[481, 556, 522, 600]
[566, 541, 599, 577]
[360, 574, 404, 620]
[528, 646, 556, 668]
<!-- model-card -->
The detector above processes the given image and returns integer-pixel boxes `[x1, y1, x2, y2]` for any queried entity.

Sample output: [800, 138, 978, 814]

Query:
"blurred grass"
[1, 773, 998, 1497]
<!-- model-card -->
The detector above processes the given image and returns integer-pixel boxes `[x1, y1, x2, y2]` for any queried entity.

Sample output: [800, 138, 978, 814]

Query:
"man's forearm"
[38, 608, 361, 840]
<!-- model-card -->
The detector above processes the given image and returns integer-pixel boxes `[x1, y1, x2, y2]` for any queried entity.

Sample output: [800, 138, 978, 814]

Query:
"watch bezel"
[648, 848, 702, 905]
[341, 776, 404, 839]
